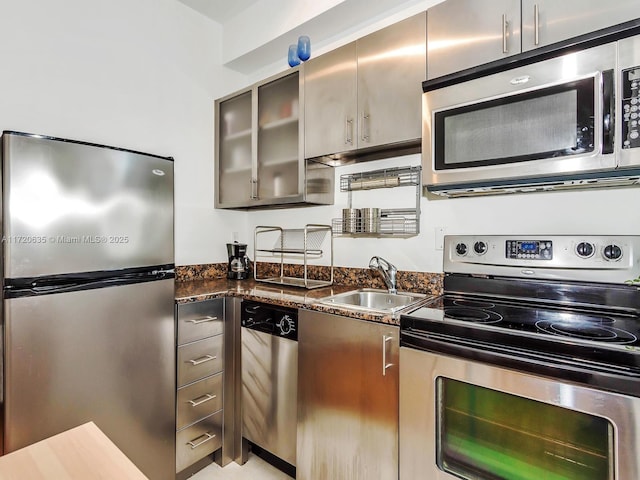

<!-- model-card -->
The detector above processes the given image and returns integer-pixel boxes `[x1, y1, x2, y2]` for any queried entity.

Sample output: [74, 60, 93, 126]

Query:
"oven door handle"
[602, 69, 614, 155]
[401, 329, 640, 380]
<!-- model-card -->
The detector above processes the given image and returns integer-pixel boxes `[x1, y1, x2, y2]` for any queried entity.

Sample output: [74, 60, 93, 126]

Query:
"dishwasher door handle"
[382, 334, 393, 376]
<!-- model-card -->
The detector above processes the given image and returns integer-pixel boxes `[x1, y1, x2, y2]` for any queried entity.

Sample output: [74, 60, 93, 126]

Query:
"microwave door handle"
[602, 69, 614, 155]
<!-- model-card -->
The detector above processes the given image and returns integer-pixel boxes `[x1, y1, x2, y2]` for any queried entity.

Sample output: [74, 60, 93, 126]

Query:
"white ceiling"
[177, 0, 433, 75]
[178, 0, 261, 24]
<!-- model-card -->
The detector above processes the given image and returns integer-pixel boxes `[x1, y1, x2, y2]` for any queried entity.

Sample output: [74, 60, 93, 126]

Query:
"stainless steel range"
[400, 235, 640, 480]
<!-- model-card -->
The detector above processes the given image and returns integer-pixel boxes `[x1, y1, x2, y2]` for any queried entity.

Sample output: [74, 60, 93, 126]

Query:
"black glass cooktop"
[403, 294, 640, 349]
[402, 293, 640, 396]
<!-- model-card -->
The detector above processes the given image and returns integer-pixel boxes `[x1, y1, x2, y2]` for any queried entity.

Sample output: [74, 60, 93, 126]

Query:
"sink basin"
[319, 288, 426, 314]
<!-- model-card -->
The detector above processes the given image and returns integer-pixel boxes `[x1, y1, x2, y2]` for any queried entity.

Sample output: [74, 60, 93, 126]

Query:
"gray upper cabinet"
[428, 0, 640, 79]
[357, 13, 426, 150]
[427, 0, 521, 79]
[215, 69, 334, 209]
[304, 43, 358, 159]
[521, 0, 640, 52]
[305, 12, 426, 160]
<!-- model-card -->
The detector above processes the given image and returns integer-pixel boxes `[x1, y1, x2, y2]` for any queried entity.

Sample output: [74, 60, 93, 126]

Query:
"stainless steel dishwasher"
[241, 300, 298, 468]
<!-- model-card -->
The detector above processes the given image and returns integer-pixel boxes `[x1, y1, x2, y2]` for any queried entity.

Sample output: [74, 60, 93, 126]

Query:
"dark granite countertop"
[175, 278, 431, 325]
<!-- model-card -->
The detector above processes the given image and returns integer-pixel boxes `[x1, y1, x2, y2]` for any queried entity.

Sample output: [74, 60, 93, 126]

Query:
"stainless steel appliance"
[241, 300, 297, 470]
[1, 131, 175, 480]
[227, 241, 250, 280]
[423, 31, 640, 197]
[400, 235, 640, 480]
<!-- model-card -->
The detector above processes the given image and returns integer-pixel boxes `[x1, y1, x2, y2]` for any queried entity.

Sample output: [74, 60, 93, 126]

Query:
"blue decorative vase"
[297, 35, 311, 61]
[288, 44, 301, 67]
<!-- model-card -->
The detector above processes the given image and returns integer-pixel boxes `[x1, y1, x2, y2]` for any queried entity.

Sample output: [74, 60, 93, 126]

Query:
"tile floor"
[190, 454, 293, 480]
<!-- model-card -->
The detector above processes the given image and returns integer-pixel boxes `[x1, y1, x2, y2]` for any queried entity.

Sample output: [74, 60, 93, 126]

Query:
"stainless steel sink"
[319, 288, 426, 314]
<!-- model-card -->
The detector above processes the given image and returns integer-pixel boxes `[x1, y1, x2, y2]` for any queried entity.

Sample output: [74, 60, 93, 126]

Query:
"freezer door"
[2, 132, 174, 278]
[3, 279, 176, 480]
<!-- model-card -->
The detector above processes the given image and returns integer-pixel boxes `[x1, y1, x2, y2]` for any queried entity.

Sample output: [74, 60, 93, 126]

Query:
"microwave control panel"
[622, 66, 640, 149]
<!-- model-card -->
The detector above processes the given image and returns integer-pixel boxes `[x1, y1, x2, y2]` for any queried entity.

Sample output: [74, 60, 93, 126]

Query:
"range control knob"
[455, 243, 468, 256]
[603, 244, 622, 261]
[278, 315, 296, 336]
[576, 242, 594, 258]
[474, 241, 488, 255]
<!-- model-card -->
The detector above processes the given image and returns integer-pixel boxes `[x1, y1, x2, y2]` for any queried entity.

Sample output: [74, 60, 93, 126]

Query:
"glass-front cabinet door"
[217, 91, 252, 206]
[256, 71, 302, 201]
[215, 69, 305, 208]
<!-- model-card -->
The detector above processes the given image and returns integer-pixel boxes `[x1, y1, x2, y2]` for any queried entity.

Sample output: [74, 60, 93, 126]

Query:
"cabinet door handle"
[502, 14, 509, 53]
[361, 113, 370, 142]
[345, 117, 354, 145]
[250, 178, 259, 199]
[534, 4, 539, 46]
[188, 354, 217, 366]
[382, 334, 393, 376]
[187, 315, 218, 325]
[187, 432, 216, 449]
[188, 393, 217, 407]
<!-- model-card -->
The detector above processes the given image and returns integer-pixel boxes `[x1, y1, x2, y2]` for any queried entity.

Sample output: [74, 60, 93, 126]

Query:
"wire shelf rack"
[254, 224, 333, 289]
[334, 165, 421, 237]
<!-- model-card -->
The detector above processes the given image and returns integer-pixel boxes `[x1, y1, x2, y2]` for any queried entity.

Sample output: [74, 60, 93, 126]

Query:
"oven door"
[423, 41, 617, 191]
[400, 346, 640, 480]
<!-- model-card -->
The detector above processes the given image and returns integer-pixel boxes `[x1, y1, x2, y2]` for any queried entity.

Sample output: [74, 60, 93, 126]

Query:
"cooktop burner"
[535, 320, 637, 344]
[444, 307, 502, 324]
[406, 294, 640, 350]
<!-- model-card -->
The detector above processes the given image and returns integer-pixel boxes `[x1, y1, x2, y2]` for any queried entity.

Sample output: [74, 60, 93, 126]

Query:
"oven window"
[437, 378, 613, 480]
[434, 77, 595, 169]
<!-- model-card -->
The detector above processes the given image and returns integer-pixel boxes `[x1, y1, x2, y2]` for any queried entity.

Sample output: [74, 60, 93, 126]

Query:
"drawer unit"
[177, 373, 223, 430]
[177, 300, 223, 345]
[177, 334, 223, 387]
[176, 411, 223, 473]
[176, 296, 226, 476]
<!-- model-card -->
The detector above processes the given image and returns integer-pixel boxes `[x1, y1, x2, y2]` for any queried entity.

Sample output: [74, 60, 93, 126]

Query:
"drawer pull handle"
[187, 432, 216, 449]
[188, 354, 217, 366]
[187, 315, 218, 325]
[188, 393, 217, 407]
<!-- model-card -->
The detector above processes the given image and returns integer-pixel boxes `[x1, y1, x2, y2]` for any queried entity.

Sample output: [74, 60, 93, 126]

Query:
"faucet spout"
[369, 256, 398, 294]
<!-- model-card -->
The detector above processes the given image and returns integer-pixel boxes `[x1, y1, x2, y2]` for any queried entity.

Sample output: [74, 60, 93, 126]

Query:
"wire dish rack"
[332, 165, 421, 237]
[253, 224, 333, 289]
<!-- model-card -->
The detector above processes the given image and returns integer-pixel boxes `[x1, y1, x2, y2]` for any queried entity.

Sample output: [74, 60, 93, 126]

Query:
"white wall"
[247, 154, 640, 273]
[0, 0, 248, 266]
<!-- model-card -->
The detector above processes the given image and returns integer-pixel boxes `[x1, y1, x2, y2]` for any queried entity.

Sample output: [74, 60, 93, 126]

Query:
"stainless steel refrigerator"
[1, 131, 176, 479]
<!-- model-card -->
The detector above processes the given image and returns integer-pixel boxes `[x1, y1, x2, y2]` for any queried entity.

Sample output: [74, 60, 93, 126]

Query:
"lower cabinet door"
[297, 310, 399, 480]
[176, 411, 223, 473]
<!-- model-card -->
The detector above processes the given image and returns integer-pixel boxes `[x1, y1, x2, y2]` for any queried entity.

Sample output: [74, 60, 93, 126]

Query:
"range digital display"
[506, 240, 553, 260]
[519, 242, 538, 252]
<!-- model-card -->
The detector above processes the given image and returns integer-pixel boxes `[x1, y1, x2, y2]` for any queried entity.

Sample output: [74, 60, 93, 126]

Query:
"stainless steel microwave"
[423, 35, 640, 197]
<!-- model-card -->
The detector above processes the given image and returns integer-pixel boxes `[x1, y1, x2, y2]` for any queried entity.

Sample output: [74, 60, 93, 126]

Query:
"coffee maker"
[227, 242, 250, 280]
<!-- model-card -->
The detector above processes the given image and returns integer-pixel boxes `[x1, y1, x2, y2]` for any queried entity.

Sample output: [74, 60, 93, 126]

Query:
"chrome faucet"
[369, 256, 398, 294]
